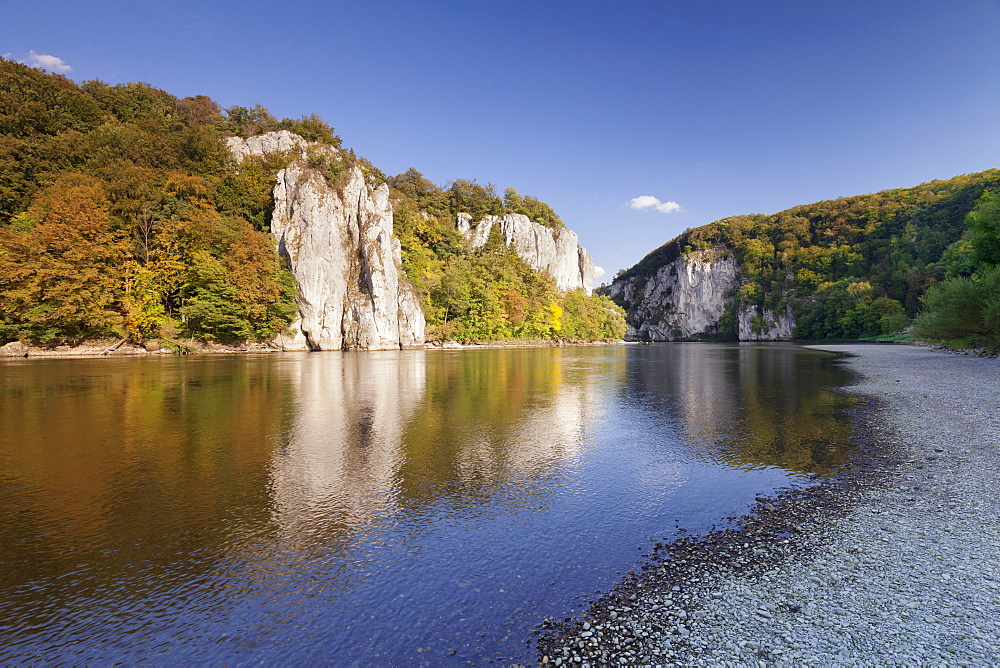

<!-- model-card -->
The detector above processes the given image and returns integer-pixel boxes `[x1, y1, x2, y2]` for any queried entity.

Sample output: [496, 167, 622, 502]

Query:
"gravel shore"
[537, 344, 1000, 666]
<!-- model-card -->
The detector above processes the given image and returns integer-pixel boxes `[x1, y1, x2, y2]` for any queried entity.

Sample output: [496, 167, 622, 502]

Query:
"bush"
[914, 265, 1000, 347]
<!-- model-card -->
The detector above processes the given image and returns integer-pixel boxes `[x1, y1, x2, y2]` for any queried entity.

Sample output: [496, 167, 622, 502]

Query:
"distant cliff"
[606, 248, 794, 341]
[228, 131, 425, 351]
[456, 212, 596, 294]
[608, 170, 1000, 341]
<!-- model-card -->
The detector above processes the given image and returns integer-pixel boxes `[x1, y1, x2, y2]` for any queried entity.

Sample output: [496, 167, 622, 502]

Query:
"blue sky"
[3, 0, 1000, 280]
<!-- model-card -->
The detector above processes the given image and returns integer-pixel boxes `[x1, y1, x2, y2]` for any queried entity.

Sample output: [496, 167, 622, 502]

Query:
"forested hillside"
[0, 58, 624, 347]
[913, 189, 1000, 348]
[388, 170, 623, 341]
[613, 170, 1000, 342]
[0, 58, 304, 344]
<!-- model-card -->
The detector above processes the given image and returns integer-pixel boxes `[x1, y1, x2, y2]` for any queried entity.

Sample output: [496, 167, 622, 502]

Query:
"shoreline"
[4, 335, 994, 362]
[536, 344, 1000, 665]
[0, 337, 629, 360]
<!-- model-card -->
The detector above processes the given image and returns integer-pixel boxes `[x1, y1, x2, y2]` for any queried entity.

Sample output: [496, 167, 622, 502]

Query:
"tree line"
[0, 58, 313, 344]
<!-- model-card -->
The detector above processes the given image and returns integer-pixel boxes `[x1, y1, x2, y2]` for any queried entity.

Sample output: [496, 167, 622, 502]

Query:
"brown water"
[0, 343, 855, 664]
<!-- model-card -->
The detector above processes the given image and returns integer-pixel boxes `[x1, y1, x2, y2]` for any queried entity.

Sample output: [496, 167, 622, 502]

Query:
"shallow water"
[0, 343, 854, 664]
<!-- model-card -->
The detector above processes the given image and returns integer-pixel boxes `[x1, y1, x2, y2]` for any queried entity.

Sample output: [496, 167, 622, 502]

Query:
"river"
[0, 343, 855, 664]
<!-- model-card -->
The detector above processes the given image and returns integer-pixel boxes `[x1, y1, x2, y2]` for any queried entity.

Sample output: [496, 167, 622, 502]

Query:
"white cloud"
[593, 266, 606, 282]
[628, 195, 680, 214]
[22, 51, 72, 74]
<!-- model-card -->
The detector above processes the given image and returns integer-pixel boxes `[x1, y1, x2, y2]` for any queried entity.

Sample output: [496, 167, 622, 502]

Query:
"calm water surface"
[0, 344, 855, 664]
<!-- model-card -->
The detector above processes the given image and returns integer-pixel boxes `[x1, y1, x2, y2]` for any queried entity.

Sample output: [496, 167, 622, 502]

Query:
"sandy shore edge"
[537, 344, 1000, 666]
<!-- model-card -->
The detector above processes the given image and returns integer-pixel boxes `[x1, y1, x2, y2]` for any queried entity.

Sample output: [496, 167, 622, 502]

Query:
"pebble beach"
[537, 344, 1000, 666]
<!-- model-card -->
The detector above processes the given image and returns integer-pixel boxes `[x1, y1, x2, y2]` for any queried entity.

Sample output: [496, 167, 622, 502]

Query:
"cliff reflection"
[268, 347, 615, 534]
[624, 344, 856, 473]
[268, 350, 426, 534]
[398, 348, 610, 498]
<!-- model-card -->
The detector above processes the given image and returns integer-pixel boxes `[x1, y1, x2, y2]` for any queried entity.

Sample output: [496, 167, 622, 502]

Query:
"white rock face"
[225, 130, 308, 162]
[738, 304, 795, 341]
[608, 250, 741, 341]
[608, 248, 799, 341]
[456, 213, 596, 294]
[228, 132, 425, 351]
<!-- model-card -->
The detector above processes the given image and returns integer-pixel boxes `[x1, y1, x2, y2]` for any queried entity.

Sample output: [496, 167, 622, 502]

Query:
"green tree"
[448, 179, 503, 219]
[914, 266, 1000, 347]
[224, 104, 280, 138]
[279, 113, 341, 147]
[968, 190, 1000, 266]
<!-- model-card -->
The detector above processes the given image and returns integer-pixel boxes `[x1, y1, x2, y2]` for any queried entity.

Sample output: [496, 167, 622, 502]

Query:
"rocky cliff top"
[226, 129, 311, 162]
[457, 212, 596, 294]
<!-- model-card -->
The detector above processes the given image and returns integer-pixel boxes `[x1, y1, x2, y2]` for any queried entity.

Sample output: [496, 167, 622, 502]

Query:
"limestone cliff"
[226, 129, 308, 162]
[607, 247, 795, 341]
[738, 304, 795, 341]
[456, 213, 596, 294]
[227, 132, 425, 351]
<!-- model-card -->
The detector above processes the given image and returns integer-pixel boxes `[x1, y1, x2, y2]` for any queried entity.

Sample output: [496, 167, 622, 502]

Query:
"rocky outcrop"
[228, 132, 425, 351]
[607, 247, 797, 341]
[226, 129, 308, 162]
[738, 304, 795, 341]
[456, 213, 595, 294]
[0, 341, 27, 356]
[607, 250, 741, 341]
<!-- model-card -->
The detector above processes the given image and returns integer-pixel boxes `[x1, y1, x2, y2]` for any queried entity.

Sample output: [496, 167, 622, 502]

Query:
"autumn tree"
[0, 174, 126, 343]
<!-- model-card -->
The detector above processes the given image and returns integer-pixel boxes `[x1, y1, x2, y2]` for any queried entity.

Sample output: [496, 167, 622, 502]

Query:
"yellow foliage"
[547, 302, 563, 333]
[122, 262, 165, 341]
[846, 281, 873, 300]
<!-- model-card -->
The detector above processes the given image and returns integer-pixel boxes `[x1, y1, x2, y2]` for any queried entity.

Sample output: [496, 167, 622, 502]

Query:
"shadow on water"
[0, 343, 856, 664]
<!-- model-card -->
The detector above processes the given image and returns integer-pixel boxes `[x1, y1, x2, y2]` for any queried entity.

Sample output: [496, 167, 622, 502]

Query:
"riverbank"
[536, 344, 1000, 665]
[0, 337, 627, 359]
[0, 339, 282, 358]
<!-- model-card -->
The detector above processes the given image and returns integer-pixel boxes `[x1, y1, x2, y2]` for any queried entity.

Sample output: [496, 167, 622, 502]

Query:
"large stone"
[456, 213, 596, 294]
[228, 132, 425, 351]
[607, 248, 796, 341]
[0, 340, 27, 356]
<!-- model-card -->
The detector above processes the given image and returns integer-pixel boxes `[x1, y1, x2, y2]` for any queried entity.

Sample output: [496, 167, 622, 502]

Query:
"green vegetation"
[0, 57, 319, 344]
[614, 170, 1000, 341]
[0, 58, 623, 346]
[387, 169, 624, 342]
[913, 190, 1000, 348]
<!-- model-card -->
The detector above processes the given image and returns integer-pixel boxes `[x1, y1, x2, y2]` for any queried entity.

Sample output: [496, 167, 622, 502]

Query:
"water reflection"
[398, 348, 603, 495]
[0, 357, 290, 660]
[626, 344, 853, 473]
[0, 344, 857, 664]
[269, 351, 426, 533]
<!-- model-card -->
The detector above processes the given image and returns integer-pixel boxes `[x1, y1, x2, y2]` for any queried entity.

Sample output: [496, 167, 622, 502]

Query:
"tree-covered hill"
[0, 58, 625, 347]
[387, 169, 623, 341]
[612, 169, 1000, 341]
